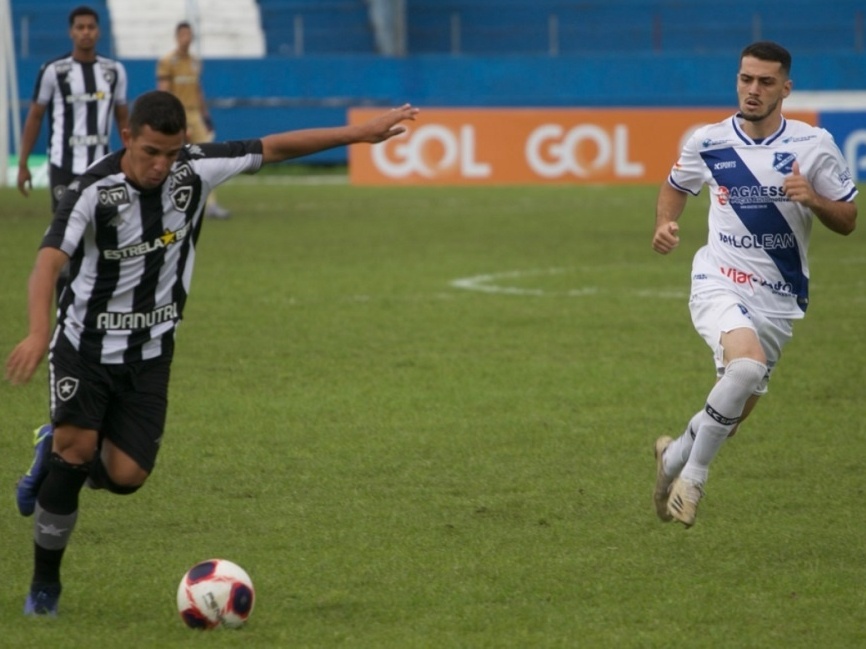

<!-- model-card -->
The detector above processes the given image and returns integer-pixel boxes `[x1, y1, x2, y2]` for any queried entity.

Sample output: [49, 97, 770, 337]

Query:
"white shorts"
[689, 287, 794, 395]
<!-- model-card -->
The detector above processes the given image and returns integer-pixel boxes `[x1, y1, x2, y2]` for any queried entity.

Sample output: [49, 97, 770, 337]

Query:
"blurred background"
[2, 0, 865, 175]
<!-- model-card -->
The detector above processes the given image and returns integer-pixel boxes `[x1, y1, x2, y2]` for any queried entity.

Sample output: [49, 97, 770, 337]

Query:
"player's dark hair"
[176, 21, 192, 33]
[741, 41, 792, 75]
[129, 91, 187, 136]
[68, 5, 99, 26]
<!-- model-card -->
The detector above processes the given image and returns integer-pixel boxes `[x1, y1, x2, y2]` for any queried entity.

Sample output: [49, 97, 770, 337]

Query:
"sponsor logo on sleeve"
[97, 184, 131, 207]
[168, 163, 194, 192]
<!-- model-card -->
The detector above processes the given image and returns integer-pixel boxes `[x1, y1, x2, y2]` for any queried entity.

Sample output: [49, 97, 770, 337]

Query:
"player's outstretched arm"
[5, 247, 68, 386]
[260, 104, 419, 164]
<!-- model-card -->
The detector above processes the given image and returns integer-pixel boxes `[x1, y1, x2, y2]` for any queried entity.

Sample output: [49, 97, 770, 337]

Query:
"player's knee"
[103, 474, 146, 495]
[106, 481, 143, 496]
[90, 459, 148, 495]
[724, 357, 768, 394]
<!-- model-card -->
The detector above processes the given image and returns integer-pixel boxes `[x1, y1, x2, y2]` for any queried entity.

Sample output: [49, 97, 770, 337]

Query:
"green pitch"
[1, 178, 864, 648]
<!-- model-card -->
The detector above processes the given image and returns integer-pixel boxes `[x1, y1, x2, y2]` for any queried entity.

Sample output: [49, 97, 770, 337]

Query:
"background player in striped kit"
[17, 5, 128, 212]
[5, 90, 418, 616]
[651, 41, 858, 528]
[16, 5, 129, 304]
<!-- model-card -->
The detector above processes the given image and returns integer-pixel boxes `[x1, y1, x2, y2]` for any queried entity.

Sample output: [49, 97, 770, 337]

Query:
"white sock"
[662, 412, 702, 478]
[680, 358, 767, 485]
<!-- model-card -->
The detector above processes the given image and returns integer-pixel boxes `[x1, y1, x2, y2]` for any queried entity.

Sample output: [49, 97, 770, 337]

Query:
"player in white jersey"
[5, 90, 419, 616]
[17, 5, 129, 212]
[651, 42, 858, 527]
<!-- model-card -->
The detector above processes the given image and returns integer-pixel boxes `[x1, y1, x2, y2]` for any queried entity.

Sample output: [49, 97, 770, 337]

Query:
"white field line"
[450, 267, 687, 299]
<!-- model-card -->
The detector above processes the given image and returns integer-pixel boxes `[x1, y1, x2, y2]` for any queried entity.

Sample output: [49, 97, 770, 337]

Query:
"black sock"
[32, 454, 89, 585]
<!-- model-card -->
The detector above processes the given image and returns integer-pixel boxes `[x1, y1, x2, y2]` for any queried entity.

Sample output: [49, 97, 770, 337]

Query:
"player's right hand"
[359, 104, 420, 143]
[5, 335, 49, 385]
[17, 167, 32, 197]
[652, 221, 680, 254]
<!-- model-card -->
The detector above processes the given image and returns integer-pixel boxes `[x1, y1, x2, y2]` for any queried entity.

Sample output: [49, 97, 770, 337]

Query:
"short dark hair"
[740, 41, 792, 76]
[176, 21, 192, 33]
[69, 5, 99, 26]
[129, 91, 187, 136]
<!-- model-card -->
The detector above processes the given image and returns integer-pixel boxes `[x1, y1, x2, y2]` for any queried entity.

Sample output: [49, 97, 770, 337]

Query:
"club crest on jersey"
[56, 377, 79, 402]
[53, 185, 67, 202]
[103, 69, 116, 85]
[773, 152, 796, 174]
[98, 184, 131, 207]
[171, 186, 194, 211]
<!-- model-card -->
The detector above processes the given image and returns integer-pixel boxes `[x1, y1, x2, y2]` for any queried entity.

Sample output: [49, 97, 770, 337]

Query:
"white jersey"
[43, 140, 263, 364]
[669, 113, 858, 319]
[32, 53, 128, 174]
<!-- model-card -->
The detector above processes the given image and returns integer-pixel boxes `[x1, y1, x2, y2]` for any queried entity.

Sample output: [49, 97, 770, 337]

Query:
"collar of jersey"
[732, 113, 788, 146]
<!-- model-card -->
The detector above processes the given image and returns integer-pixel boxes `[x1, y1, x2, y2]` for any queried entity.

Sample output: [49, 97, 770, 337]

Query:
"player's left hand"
[783, 161, 817, 208]
[358, 104, 420, 143]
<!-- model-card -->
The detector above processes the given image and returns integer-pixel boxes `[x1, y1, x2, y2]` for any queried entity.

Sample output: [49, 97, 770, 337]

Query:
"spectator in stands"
[17, 5, 128, 213]
[651, 41, 858, 528]
[157, 21, 230, 219]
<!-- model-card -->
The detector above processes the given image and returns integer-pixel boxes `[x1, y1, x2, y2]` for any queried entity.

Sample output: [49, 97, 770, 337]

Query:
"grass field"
[1, 177, 864, 648]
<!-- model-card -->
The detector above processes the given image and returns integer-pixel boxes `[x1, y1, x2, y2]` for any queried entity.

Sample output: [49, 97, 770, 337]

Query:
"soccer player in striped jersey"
[17, 5, 129, 212]
[17, 5, 128, 306]
[651, 41, 858, 528]
[5, 90, 419, 616]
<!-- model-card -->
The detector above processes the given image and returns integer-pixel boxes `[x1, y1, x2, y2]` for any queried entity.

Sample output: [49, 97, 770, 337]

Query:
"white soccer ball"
[176, 558, 255, 629]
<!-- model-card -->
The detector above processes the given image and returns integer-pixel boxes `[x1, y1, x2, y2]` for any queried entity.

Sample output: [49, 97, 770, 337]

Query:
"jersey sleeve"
[32, 63, 56, 105]
[115, 62, 129, 105]
[156, 55, 172, 83]
[192, 140, 265, 187]
[41, 185, 93, 258]
[667, 130, 709, 196]
[810, 129, 859, 203]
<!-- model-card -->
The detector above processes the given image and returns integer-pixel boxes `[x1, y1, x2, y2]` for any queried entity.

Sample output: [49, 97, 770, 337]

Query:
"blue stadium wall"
[16, 53, 866, 164]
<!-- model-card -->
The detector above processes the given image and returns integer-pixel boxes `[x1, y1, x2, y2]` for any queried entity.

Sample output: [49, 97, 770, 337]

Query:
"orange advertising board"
[349, 108, 817, 185]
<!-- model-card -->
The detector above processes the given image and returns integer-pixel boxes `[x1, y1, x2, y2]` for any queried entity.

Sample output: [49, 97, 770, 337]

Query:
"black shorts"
[48, 332, 172, 473]
[49, 165, 77, 212]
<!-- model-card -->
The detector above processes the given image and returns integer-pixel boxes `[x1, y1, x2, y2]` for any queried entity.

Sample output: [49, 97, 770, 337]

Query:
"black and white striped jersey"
[43, 140, 264, 364]
[31, 53, 128, 174]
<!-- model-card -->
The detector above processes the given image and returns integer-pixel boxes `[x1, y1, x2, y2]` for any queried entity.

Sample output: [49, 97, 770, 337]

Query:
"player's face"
[121, 126, 186, 190]
[736, 56, 791, 123]
[69, 16, 100, 53]
[176, 27, 193, 51]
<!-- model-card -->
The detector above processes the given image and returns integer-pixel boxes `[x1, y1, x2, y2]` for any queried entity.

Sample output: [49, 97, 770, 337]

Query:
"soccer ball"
[176, 559, 255, 629]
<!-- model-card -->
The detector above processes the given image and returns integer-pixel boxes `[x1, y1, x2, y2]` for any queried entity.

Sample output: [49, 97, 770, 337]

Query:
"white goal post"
[1, 0, 23, 187]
